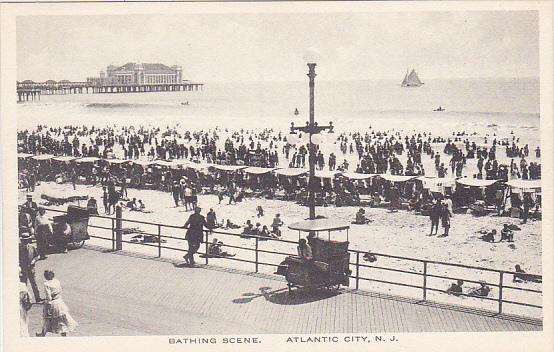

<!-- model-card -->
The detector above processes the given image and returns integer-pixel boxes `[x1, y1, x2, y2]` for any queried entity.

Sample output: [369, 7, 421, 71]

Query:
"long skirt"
[43, 298, 78, 334]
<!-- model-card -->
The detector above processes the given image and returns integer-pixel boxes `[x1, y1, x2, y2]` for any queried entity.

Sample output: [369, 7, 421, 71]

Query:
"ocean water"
[17, 78, 540, 146]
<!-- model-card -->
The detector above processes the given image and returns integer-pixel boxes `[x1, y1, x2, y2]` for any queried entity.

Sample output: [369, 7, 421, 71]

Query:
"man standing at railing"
[183, 207, 206, 265]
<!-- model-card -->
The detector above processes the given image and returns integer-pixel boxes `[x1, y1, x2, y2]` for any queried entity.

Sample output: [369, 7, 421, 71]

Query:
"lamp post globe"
[303, 47, 321, 65]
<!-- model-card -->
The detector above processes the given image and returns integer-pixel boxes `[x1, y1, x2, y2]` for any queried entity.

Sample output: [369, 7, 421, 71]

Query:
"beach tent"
[379, 174, 418, 183]
[18, 153, 34, 159]
[164, 160, 188, 169]
[131, 159, 155, 167]
[75, 157, 101, 163]
[52, 156, 76, 163]
[211, 164, 247, 172]
[185, 162, 212, 171]
[314, 170, 341, 179]
[417, 176, 457, 192]
[243, 167, 278, 175]
[506, 179, 541, 192]
[274, 168, 308, 177]
[106, 159, 130, 164]
[456, 178, 499, 188]
[152, 160, 174, 168]
[341, 172, 379, 180]
[32, 154, 55, 161]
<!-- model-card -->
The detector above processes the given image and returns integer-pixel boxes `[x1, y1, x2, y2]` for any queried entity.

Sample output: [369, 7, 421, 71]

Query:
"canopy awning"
[52, 156, 76, 162]
[32, 154, 54, 161]
[151, 160, 174, 167]
[244, 166, 278, 175]
[18, 153, 34, 159]
[341, 172, 379, 180]
[75, 157, 100, 163]
[314, 170, 341, 179]
[131, 159, 154, 167]
[456, 178, 499, 187]
[184, 162, 212, 171]
[288, 218, 350, 232]
[506, 179, 541, 190]
[417, 176, 458, 187]
[210, 164, 247, 172]
[274, 168, 308, 177]
[379, 174, 418, 183]
[106, 159, 130, 164]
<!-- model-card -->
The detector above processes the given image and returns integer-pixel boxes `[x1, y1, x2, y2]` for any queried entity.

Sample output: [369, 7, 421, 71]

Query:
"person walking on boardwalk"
[183, 207, 206, 265]
[36, 270, 78, 337]
[19, 233, 43, 303]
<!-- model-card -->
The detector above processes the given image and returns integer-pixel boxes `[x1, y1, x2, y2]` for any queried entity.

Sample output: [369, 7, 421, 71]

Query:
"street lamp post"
[289, 54, 334, 220]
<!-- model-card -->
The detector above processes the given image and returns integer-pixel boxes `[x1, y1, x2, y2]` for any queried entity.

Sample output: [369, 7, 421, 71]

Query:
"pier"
[16, 81, 204, 102]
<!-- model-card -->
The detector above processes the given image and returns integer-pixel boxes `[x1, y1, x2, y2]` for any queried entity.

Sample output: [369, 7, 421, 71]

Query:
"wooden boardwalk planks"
[27, 248, 542, 336]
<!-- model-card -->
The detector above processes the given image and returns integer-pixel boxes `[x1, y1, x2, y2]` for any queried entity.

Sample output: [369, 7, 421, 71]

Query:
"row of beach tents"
[18, 153, 541, 192]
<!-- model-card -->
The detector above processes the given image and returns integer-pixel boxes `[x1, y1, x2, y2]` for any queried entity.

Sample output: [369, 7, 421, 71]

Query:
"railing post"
[498, 272, 504, 314]
[355, 251, 360, 290]
[111, 218, 115, 251]
[157, 224, 161, 258]
[115, 206, 122, 251]
[423, 261, 428, 301]
[255, 237, 259, 273]
[205, 231, 209, 265]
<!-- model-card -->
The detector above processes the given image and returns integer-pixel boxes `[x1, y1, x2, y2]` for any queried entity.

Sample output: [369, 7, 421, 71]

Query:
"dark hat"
[26, 194, 32, 199]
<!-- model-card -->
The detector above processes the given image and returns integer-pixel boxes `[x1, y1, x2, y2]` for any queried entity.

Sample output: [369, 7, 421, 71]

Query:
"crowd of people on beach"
[17, 124, 542, 219]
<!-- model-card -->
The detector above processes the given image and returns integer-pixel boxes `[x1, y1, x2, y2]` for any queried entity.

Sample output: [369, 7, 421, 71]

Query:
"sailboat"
[401, 68, 424, 87]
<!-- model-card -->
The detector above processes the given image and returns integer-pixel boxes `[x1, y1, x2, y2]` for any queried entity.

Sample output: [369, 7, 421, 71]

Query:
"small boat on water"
[401, 68, 424, 87]
[433, 106, 445, 112]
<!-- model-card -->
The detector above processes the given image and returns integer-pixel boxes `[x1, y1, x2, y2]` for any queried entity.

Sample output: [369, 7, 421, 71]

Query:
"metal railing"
[41, 207, 542, 317]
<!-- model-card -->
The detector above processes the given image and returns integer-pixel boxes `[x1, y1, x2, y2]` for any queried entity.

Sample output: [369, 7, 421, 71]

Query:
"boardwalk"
[26, 246, 541, 336]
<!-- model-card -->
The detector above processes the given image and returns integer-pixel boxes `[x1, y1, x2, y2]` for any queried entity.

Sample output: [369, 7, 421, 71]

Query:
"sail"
[401, 69, 408, 86]
[401, 68, 423, 87]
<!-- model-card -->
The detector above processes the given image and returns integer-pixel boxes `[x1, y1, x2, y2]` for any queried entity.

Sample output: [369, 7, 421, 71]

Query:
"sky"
[16, 11, 539, 82]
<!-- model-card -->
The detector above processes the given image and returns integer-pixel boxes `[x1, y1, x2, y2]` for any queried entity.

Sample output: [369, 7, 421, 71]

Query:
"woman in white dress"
[36, 270, 77, 336]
